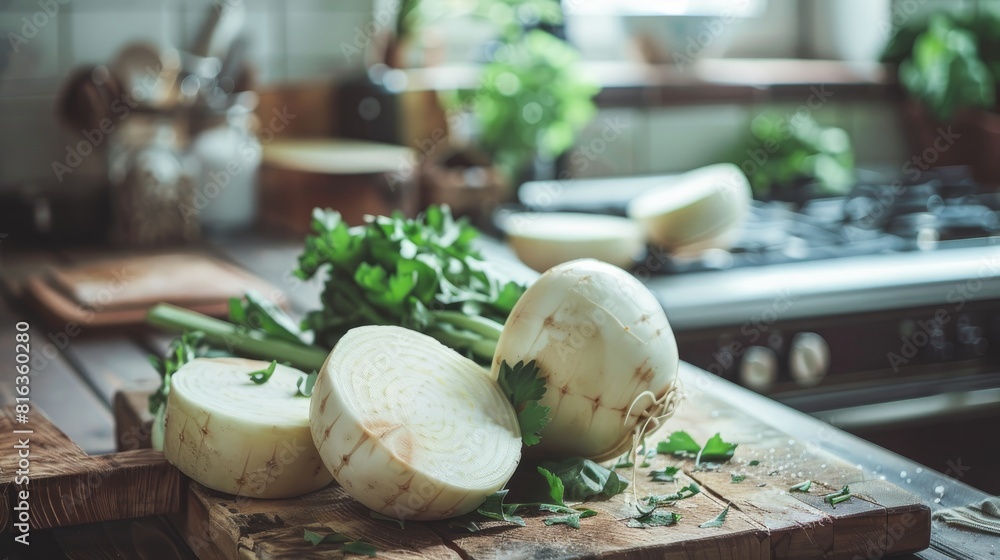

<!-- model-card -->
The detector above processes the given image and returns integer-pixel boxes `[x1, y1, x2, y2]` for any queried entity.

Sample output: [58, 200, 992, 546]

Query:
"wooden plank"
[0, 406, 184, 533]
[60, 336, 160, 406]
[175, 482, 462, 560]
[0, 296, 115, 454]
[113, 386, 930, 560]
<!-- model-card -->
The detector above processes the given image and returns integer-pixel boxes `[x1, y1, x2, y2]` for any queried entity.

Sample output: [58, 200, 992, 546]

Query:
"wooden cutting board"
[112, 366, 932, 560]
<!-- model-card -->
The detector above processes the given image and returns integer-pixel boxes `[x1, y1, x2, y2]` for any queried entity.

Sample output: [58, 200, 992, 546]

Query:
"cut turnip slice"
[310, 325, 521, 521]
[491, 259, 681, 461]
[163, 357, 333, 498]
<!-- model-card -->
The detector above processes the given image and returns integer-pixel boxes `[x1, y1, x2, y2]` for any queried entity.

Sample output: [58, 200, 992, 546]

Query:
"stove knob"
[739, 346, 777, 392]
[790, 332, 830, 387]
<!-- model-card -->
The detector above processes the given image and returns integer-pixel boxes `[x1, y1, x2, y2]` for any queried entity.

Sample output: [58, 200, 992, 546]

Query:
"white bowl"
[626, 163, 751, 252]
[502, 212, 645, 272]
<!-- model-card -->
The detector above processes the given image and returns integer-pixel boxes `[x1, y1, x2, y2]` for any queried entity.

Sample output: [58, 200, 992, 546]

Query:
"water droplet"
[821, 464, 827, 468]
[855, 464, 863, 470]
[769, 448, 775, 453]
[879, 475, 886, 480]
[899, 471, 907, 478]
[934, 498, 941, 504]
[788, 439, 795, 445]
[797, 472, 803, 477]
[935, 485, 945, 495]
[916, 468, 923, 474]
[906, 478, 912, 484]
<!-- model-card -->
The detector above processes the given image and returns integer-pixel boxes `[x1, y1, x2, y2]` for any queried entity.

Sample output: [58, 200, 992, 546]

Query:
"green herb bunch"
[295, 205, 524, 363]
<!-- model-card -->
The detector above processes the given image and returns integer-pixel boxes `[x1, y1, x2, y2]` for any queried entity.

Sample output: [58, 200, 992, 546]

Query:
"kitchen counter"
[0, 234, 995, 559]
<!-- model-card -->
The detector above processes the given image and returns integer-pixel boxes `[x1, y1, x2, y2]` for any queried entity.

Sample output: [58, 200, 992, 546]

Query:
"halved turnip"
[490, 259, 681, 461]
[163, 357, 333, 498]
[310, 325, 522, 520]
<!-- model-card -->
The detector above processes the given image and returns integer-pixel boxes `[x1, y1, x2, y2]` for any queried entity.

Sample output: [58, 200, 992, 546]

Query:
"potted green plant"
[881, 8, 1000, 183]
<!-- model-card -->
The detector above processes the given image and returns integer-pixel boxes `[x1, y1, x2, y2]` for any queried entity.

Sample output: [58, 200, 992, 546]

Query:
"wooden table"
[0, 234, 995, 559]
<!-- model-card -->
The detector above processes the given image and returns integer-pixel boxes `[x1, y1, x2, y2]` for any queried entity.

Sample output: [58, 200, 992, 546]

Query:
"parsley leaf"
[538, 457, 629, 501]
[342, 541, 378, 557]
[230, 291, 312, 346]
[303, 529, 351, 545]
[537, 467, 566, 506]
[789, 480, 812, 493]
[699, 504, 730, 528]
[248, 360, 278, 384]
[497, 360, 551, 446]
[543, 508, 597, 529]
[748, 460, 761, 466]
[643, 483, 700, 506]
[477, 490, 526, 526]
[697, 433, 738, 464]
[657, 431, 701, 455]
[627, 509, 682, 528]
[649, 466, 680, 483]
[731, 474, 746, 484]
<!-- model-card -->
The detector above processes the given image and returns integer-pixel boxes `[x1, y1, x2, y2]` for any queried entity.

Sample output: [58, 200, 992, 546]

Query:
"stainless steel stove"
[517, 166, 1000, 493]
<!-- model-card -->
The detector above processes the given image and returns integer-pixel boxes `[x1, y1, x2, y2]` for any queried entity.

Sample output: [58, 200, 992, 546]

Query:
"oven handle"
[813, 388, 1000, 430]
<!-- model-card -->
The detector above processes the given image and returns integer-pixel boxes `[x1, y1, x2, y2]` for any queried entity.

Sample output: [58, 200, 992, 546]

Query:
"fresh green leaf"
[147, 331, 214, 414]
[303, 529, 351, 545]
[537, 467, 566, 506]
[230, 291, 312, 346]
[342, 541, 378, 557]
[543, 508, 597, 529]
[538, 457, 629, 501]
[699, 505, 730, 528]
[643, 483, 700, 507]
[369, 511, 404, 529]
[748, 460, 761, 466]
[248, 360, 278, 384]
[731, 474, 746, 484]
[477, 490, 525, 526]
[497, 360, 551, 446]
[649, 466, 680, 483]
[789, 480, 812, 493]
[697, 433, 738, 464]
[657, 431, 701, 455]
[627, 509, 682, 528]
[296, 371, 318, 397]
[295, 206, 524, 364]
[613, 455, 634, 469]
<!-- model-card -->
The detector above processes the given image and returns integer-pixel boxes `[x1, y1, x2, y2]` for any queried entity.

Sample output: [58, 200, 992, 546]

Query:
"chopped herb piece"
[539, 457, 629, 501]
[543, 508, 597, 529]
[448, 519, 481, 533]
[731, 474, 746, 483]
[342, 541, 378, 557]
[643, 484, 700, 506]
[699, 504, 730, 528]
[627, 509, 682, 528]
[657, 431, 701, 455]
[248, 360, 278, 384]
[614, 456, 634, 469]
[303, 529, 351, 545]
[497, 360, 550, 446]
[697, 433, 738, 464]
[537, 467, 567, 506]
[369, 511, 404, 529]
[768, 470, 780, 476]
[789, 480, 812, 493]
[823, 485, 851, 506]
[477, 490, 525, 526]
[649, 466, 680, 483]
[748, 460, 761, 466]
[296, 371, 318, 397]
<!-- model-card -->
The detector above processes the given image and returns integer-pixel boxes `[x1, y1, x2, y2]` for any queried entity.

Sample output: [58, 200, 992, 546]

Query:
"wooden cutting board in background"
[113, 365, 931, 560]
[21, 253, 284, 328]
